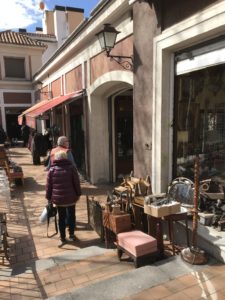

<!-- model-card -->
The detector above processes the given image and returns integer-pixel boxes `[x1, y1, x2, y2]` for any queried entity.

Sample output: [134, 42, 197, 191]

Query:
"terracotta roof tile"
[0, 30, 46, 48]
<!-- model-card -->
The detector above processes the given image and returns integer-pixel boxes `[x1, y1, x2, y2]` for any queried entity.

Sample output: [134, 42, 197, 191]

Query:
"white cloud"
[0, 0, 44, 31]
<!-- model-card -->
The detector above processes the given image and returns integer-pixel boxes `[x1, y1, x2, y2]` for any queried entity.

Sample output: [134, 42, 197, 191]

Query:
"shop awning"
[20, 90, 83, 129]
[18, 100, 49, 125]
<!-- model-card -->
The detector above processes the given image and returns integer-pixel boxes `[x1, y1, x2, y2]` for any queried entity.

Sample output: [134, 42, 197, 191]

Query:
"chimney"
[55, 5, 66, 11]
[36, 27, 43, 33]
[42, 5, 84, 41]
[18, 28, 27, 33]
[65, 7, 84, 35]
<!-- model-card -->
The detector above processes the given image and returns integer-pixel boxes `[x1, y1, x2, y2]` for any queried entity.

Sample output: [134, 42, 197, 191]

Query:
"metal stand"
[181, 246, 207, 265]
[181, 155, 208, 265]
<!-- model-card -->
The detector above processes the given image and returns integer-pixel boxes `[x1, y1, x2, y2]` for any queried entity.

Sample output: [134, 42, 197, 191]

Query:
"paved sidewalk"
[0, 147, 225, 300]
[0, 147, 133, 299]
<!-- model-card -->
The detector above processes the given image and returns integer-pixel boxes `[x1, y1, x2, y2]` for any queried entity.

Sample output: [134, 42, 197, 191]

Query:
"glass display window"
[174, 64, 225, 182]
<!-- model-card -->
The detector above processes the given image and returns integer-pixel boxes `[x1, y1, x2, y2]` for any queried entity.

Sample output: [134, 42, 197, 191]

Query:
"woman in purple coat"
[45, 150, 81, 245]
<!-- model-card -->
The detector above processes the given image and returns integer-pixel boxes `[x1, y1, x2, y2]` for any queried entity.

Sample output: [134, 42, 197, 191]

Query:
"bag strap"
[47, 214, 58, 238]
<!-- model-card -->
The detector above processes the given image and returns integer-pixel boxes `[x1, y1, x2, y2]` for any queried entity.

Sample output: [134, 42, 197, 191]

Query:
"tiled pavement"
[0, 147, 133, 299]
[125, 264, 225, 299]
[1, 147, 225, 300]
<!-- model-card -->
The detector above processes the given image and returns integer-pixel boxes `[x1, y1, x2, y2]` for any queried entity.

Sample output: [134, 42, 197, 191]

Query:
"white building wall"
[88, 94, 109, 183]
[54, 10, 68, 47]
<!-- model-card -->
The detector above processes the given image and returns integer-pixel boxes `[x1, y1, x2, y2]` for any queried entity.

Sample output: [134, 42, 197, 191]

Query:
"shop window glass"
[174, 64, 225, 181]
[4, 57, 25, 78]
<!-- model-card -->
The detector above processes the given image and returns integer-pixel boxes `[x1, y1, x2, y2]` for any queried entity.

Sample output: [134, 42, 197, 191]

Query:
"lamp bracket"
[107, 52, 133, 71]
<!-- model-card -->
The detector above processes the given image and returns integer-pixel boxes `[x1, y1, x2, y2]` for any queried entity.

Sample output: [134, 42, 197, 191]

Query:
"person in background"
[0, 126, 7, 144]
[46, 135, 76, 170]
[45, 150, 81, 245]
[43, 129, 53, 167]
[44, 129, 53, 152]
[8, 122, 19, 146]
[21, 123, 30, 147]
[31, 131, 43, 165]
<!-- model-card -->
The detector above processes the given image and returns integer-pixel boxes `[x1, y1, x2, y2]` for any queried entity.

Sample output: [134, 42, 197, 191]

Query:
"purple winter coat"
[45, 159, 81, 206]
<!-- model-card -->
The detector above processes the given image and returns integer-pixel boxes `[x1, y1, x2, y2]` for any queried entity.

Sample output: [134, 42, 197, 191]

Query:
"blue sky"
[0, 0, 100, 32]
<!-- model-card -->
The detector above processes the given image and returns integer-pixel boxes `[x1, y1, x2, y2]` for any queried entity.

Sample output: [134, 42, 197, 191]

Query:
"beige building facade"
[0, 30, 46, 139]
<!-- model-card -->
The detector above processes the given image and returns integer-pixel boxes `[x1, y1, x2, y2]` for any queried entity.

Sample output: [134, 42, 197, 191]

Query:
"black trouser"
[57, 205, 76, 240]
[32, 150, 40, 165]
[23, 137, 29, 147]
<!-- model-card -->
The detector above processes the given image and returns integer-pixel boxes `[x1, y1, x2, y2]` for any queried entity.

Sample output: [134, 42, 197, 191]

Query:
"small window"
[4, 57, 25, 78]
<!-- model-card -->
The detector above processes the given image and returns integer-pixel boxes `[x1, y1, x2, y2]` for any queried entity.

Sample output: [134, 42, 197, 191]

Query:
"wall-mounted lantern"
[96, 24, 133, 71]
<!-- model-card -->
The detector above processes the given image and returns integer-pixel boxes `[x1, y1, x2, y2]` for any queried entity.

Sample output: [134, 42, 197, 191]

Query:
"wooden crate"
[109, 213, 132, 234]
[144, 201, 180, 218]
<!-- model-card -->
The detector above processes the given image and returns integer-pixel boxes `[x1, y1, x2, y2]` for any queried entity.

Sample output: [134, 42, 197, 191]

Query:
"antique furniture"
[117, 230, 158, 268]
[164, 212, 189, 255]
[113, 185, 131, 212]
[103, 211, 132, 248]
[128, 175, 151, 230]
[144, 194, 190, 257]
[199, 178, 225, 230]
[0, 146, 24, 186]
[86, 196, 104, 240]
[0, 217, 9, 262]
[0, 168, 10, 262]
[167, 177, 194, 213]
[4, 160, 24, 185]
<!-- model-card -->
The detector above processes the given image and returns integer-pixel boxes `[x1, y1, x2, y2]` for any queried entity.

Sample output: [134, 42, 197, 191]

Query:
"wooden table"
[147, 215, 164, 258]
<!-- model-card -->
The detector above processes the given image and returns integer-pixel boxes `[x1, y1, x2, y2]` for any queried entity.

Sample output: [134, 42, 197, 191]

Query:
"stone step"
[168, 219, 225, 263]
[47, 253, 218, 300]
[196, 222, 225, 263]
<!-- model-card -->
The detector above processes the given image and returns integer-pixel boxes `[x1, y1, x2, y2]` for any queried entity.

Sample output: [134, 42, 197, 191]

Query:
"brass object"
[181, 155, 208, 265]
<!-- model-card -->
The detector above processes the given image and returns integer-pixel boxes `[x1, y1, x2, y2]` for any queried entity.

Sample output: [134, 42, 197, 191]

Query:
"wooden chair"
[130, 175, 152, 230]
[3, 160, 24, 186]
[0, 151, 7, 160]
[0, 215, 9, 262]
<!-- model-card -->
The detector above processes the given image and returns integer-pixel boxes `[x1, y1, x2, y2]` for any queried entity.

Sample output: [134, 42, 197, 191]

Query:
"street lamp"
[96, 24, 133, 71]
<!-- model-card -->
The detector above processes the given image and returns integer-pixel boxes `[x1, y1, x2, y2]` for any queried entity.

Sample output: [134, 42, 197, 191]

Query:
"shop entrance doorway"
[69, 99, 85, 172]
[6, 113, 21, 142]
[114, 94, 133, 179]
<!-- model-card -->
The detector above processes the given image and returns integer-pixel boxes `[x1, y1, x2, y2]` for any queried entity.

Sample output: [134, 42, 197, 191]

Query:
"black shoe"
[58, 238, 68, 247]
[69, 235, 77, 242]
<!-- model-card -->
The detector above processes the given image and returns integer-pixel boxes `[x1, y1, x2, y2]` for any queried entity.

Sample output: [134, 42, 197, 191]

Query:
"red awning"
[18, 100, 49, 125]
[23, 90, 83, 128]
